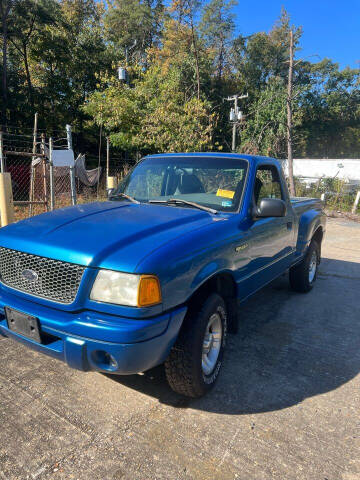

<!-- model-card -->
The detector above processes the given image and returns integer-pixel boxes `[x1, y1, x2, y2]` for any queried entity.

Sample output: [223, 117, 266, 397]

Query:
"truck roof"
[145, 152, 281, 167]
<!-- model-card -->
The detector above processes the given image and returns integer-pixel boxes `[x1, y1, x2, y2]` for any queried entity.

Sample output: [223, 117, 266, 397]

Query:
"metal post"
[0, 131, 4, 173]
[96, 124, 102, 200]
[231, 96, 238, 152]
[0, 172, 14, 226]
[352, 190, 360, 214]
[32, 112, 38, 153]
[29, 112, 38, 216]
[106, 137, 110, 189]
[49, 137, 55, 211]
[41, 133, 48, 211]
[66, 124, 76, 205]
[66, 124, 73, 150]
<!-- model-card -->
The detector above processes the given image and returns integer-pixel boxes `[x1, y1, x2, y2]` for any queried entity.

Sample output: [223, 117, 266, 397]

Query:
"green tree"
[232, 9, 302, 94]
[83, 39, 215, 152]
[1, 0, 16, 124]
[231, 9, 304, 156]
[9, 0, 56, 113]
[200, 0, 236, 80]
[104, 0, 164, 66]
[240, 77, 288, 156]
[296, 60, 360, 157]
[169, 0, 204, 99]
[29, 0, 110, 137]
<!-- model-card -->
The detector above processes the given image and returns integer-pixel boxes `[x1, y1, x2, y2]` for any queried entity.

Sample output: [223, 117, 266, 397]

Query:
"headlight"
[90, 270, 161, 307]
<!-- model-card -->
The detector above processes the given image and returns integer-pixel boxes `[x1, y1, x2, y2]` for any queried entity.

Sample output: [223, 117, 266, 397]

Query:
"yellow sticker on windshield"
[216, 189, 235, 199]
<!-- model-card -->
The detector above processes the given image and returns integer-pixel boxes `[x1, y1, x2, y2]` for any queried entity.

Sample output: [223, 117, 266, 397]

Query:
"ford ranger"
[0, 154, 325, 397]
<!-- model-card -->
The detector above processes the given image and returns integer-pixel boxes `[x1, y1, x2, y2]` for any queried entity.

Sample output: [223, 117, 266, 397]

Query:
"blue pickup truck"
[0, 153, 325, 397]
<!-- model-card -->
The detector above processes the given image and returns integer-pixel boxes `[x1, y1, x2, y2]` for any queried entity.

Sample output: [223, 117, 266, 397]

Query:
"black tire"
[165, 293, 227, 398]
[226, 297, 239, 334]
[289, 240, 320, 293]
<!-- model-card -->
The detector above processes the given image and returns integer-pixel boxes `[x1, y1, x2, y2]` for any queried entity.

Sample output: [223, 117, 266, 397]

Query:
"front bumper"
[0, 289, 187, 375]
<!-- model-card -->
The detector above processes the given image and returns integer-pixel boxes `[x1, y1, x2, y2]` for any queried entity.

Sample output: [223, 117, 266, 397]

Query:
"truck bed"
[290, 197, 323, 216]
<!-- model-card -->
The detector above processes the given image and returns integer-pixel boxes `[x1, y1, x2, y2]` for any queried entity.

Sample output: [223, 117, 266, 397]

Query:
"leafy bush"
[294, 177, 359, 213]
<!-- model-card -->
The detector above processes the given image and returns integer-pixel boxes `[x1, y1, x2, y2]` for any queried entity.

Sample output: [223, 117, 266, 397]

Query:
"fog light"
[91, 350, 118, 371]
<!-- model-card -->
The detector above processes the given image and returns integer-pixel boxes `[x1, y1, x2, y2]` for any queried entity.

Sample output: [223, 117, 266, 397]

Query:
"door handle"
[287, 222, 293, 230]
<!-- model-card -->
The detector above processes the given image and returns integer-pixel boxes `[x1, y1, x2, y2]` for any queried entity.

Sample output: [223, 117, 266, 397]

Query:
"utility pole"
[287, 30, 296, 197]
[118, 41, 137, 84]
[225, 94, 248, 152]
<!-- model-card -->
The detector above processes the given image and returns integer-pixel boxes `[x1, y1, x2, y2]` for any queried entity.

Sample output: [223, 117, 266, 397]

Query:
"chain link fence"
[1, 127, 138, 223]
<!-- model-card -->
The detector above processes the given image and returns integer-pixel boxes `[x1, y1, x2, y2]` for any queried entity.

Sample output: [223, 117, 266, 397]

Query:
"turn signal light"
[138, 275, 162, 307]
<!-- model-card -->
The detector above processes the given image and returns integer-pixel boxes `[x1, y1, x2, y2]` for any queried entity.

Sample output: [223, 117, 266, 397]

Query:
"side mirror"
[254, 198, 286, 218]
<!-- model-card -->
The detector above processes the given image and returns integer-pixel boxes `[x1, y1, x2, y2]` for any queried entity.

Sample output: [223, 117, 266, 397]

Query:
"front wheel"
[289, 240, 320, 292]
[165, 293, 227, 398]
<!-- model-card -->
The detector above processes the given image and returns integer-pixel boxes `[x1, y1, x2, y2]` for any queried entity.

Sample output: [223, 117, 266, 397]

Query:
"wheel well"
[312, 226, 323, 246]
[187, 272, 238, 332]
[312, 226, 323, 260]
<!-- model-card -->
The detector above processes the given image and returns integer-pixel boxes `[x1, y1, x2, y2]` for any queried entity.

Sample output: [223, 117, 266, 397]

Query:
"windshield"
[113, 155, 248, 212]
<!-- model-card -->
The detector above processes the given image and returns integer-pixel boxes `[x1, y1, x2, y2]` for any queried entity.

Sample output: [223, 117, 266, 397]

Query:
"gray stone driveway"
[0, 217, 359, 480]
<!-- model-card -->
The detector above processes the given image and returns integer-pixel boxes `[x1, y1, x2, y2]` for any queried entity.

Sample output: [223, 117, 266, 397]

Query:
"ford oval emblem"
[22, 269, 38, 282]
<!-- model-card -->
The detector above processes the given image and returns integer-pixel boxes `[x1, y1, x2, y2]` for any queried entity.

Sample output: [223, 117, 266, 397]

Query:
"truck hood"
[0, 201, 216, 272]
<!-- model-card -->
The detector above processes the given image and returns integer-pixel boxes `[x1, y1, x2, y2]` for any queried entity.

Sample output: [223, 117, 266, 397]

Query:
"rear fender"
[296, 210, 324, 256]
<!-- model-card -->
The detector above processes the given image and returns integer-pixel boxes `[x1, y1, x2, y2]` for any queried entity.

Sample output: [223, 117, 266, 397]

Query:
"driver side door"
[245, 164, 295, 292]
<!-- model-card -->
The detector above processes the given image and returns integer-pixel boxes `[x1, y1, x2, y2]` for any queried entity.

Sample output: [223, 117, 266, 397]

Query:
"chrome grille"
[0, 247, 85, 304]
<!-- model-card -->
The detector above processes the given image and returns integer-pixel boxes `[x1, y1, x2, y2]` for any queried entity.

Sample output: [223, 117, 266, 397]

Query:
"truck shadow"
[105, 257, 360, 414]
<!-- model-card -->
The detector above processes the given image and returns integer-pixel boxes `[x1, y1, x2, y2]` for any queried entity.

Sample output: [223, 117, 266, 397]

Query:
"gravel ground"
[0, 217, 359, 480]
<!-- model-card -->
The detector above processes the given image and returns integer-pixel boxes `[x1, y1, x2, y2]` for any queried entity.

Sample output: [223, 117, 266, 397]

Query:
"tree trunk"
[217, 10, 224, 81]
[23, 42, 34, 112]
[1, 1, 11, 127]
[217, 39, 224, 81]
[190, 19, 200, 100]
[287, 30, 296, 197]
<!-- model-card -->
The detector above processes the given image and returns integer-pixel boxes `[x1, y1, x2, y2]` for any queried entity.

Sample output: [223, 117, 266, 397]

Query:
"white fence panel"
[282, 159, 360, 187]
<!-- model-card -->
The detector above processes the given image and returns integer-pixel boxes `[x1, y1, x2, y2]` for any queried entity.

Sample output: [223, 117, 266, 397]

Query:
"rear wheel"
[289, 240, 320, 292]
[165, 293, 227, 398]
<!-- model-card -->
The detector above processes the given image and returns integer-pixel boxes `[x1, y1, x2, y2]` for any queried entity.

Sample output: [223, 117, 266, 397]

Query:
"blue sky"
[232, 0, 360, 69]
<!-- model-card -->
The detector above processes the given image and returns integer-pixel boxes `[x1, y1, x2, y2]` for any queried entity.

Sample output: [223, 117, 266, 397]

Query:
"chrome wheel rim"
[202, 312, 222, 376]
[309, 250, 317, 283]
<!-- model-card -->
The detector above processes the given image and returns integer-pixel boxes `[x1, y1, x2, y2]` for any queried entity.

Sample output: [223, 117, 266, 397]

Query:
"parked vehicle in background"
[0, 154, 325, 397]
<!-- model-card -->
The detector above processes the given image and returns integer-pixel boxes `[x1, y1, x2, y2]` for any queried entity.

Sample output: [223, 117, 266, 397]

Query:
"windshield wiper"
[149, 198, 217, 214]
[110, 192, 140, 204]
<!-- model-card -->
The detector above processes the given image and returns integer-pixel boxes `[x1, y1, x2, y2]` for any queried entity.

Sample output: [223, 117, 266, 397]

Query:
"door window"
[254, 165, 284, 207]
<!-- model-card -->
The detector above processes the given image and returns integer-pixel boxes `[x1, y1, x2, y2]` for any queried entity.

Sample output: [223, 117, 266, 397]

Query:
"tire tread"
[289, 240, 319, 293]
[165, 293, 225, 398]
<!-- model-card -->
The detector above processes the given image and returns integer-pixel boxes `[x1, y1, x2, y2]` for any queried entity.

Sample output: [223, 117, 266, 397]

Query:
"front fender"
[190, 259, 232, 291]
[135, 220, 244, 312]
[160, 249, 235, 311]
